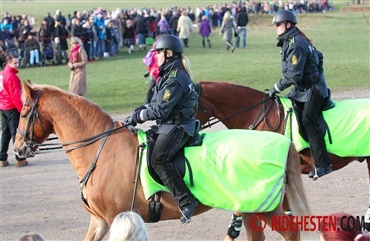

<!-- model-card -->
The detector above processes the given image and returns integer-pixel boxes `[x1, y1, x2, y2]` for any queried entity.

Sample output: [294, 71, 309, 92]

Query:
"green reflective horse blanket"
[137, 129, 291, 212]
[279, 97, 370, 157]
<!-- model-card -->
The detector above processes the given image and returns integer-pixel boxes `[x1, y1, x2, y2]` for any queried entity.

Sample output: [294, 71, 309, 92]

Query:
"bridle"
[16, 89, 127, 156]
[16, 89, 44, 157]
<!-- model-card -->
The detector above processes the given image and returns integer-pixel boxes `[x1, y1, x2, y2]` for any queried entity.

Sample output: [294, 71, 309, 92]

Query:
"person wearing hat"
[124, 34, 199, 223]
[268, 10, 335, 179]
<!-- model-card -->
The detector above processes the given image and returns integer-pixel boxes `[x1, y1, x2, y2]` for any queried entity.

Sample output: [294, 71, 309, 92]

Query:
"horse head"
[14, 80, 54, 158]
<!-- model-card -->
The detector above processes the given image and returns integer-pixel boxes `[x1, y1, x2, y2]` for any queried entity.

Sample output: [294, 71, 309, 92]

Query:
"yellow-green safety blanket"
[137, 129, 291, 212]
[280, 97, 370, 157]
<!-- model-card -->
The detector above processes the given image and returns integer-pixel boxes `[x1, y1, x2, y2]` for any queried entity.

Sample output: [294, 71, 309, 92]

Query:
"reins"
[199, 93, 281, 131]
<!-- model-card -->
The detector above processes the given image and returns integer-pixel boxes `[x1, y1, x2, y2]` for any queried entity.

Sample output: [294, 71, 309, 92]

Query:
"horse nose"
[13, 143, 28, 159]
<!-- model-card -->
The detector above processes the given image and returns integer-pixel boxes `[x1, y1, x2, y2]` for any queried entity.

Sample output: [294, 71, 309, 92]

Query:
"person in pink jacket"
[0, 54, 27, 167]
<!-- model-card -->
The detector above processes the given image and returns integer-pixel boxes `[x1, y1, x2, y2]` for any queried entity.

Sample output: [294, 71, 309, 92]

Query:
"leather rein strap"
[199, 93, 281, 131]
[80, 122, 115, 208]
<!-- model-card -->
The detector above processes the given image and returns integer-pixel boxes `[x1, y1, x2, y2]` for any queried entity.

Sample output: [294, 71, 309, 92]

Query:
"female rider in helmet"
[124, 34, 199, 223]
[268, 10, 334, 179]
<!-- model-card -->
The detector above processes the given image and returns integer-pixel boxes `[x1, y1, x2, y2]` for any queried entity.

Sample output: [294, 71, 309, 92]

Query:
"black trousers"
[293, 88, 331, 168]
[0, 108, 25, 161]
[151, 127, 192, 208]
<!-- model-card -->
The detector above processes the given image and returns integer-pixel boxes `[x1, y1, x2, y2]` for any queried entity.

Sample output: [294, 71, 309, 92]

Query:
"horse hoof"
[16, 160, 28, 167]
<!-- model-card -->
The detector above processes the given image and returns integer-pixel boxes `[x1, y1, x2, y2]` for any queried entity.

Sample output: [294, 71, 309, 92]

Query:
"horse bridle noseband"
[16, 89, 44, 157]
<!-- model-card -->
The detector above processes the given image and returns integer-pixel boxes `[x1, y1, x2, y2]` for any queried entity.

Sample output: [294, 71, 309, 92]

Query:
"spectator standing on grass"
[157, 14, 169, 34]
[219, 11, 237, 53]
[94, 12, 106, 59]
[177, 10, 193, 48]
[235, 6, 248, 48]
[169, 10, 179, 36]
[17, 19, 32, 61]
[70, 18, 85, 43]
[37, 18, 52, 44]
[108, 211, 149, 241]
[134, 10, 148, 52]
[54, 18, 69, 64]
[0, 54, 28, 167]
[0, 18, 15, 47]
[68, 37, 87, 96]
[122, 19, 135, 54]
[55, 10, 66, 28]
[198, 15, 211, 48]
[82, 19, 94, 61]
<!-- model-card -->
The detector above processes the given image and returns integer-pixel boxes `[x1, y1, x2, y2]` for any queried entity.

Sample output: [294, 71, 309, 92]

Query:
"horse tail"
[285, 143, 319, 241]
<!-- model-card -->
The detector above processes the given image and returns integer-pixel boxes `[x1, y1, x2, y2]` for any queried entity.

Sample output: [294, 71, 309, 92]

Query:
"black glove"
[134, 105, 147, 112]
[123, 116, 136, 126]
[131, 110, 144, 124]
[269, 87, 279, 98]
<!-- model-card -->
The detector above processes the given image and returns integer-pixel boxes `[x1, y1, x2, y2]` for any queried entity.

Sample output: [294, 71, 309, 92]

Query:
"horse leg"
[241, 213, 266, 241]
[264, 207, 299, 241]
[224, 212, 243, 241]
[83, 214, 110, 241]
[364, 158, 370, 232]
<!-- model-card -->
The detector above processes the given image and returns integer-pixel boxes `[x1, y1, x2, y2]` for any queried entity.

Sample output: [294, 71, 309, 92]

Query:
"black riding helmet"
[271, 10, 297, 26]
[152, 34, 183, 55]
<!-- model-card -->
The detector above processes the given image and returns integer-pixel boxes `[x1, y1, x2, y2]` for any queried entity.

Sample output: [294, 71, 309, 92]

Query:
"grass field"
[2, 1, 369, 114]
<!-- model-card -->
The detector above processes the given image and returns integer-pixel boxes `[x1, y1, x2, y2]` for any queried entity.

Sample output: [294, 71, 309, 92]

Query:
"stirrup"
[179, 199, 198, 224]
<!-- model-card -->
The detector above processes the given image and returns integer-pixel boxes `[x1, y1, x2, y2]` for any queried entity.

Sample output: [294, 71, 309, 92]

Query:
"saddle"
[145, 126, 202, 186]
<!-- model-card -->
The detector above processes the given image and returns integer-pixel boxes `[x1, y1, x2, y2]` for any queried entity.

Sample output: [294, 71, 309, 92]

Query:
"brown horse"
[13, 81, 316, 241]
[195, 80, 370, 240]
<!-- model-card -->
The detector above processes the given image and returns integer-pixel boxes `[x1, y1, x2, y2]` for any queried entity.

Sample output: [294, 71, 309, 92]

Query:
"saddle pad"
[137, 129, 291, 212]
[279, 97, 370, 157]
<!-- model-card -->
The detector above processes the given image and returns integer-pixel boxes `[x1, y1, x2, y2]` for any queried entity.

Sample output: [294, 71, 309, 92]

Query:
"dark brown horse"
[13, 81, 316, 241]
[195, 80, 370, 241]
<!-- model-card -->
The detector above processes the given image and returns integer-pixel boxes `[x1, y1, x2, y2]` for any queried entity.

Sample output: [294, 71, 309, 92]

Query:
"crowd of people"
[0, 0, 334, 69]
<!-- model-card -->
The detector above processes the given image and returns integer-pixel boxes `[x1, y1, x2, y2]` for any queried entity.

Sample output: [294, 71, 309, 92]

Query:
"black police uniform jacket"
[140, 57, 198, 136]
[275, 27, 329, 102]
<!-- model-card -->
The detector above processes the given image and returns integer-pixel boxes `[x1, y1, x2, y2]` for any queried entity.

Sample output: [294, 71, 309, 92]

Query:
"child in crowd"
[123, 19, 135, 54]
[198, 16, 211, 48]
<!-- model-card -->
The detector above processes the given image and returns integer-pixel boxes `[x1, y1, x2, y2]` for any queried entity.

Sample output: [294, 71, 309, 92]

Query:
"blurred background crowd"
[0, 0, 335, 69]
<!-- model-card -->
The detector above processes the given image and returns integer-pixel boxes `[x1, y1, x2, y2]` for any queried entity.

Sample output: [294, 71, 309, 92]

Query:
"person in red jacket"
[0, 54, 27, 167]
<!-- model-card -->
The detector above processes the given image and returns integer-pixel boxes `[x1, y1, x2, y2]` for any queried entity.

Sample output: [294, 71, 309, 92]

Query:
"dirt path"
[0, 90, 369, 241]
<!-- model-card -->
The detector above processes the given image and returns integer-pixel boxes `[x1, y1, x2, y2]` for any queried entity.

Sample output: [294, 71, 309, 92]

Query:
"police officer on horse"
[268, 10, 335, 178]
[125, 34, 199, 223]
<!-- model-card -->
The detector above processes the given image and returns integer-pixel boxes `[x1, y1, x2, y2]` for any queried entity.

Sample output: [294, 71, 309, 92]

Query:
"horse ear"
[23, 80, 36, 99]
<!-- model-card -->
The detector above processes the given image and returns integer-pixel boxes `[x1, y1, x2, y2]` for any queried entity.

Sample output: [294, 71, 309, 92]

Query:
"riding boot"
[307, 134, 332, 179]
[154, 161, 198, 222]
[207, 39, 211, 48]
[202, 40, 205, 48]
[322, 88, 335, 111]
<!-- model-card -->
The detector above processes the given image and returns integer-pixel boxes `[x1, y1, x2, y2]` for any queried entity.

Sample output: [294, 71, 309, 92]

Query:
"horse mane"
[23, 83, 112, 122]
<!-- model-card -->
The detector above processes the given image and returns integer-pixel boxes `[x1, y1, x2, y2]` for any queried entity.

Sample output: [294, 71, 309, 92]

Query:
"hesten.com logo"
[248, 214, 365, 232]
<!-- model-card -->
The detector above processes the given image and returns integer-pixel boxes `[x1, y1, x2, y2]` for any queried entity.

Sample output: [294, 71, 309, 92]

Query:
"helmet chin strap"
[163, 49, 173, 63]
[279, 22, 293, 36]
